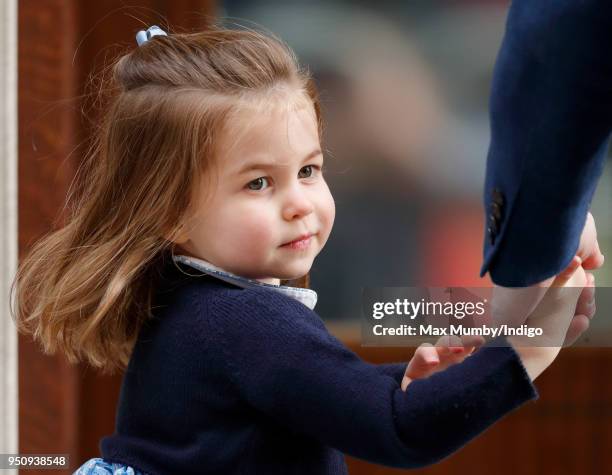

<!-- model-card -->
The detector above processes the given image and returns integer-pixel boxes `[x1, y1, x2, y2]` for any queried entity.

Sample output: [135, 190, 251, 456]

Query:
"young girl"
[12, 24, 589, 475]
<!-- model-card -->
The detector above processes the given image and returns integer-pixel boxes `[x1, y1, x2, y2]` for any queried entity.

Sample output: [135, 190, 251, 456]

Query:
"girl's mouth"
[280, 233, 314, 250]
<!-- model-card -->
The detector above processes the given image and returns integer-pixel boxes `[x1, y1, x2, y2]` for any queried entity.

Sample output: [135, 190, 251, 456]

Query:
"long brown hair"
[10, 23, 323, 374]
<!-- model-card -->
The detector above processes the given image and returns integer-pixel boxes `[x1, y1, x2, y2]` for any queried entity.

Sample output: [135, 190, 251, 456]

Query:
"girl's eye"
[246, 177, 270, 191]
[298, 165, 319, 179]
[246, 165, 321, 192]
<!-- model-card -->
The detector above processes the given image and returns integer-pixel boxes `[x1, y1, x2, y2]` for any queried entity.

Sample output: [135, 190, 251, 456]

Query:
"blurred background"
[215, 0, 612, 330]
[9, 0, 612, 474]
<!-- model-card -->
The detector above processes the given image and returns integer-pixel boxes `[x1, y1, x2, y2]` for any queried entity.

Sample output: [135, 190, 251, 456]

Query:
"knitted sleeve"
[203, 287, 538, 469]
[373, 362, 408, 385]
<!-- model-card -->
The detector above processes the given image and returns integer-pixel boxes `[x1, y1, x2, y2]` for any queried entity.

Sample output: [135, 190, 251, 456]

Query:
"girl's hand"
[513, 255, 587, 348]
[563, 270, 596, 346]
[507, 256, 588, 382]
[401, 335, 486, 391]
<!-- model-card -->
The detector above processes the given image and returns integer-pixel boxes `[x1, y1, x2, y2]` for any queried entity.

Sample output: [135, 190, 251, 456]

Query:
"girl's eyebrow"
[235, 149, 322, 176]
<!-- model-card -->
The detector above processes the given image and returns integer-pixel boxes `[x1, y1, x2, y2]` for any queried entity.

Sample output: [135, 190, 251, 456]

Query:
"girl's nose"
[282, 186, 314, 221]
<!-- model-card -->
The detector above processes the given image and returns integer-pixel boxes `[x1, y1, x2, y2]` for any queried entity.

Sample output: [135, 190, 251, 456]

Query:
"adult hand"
[562, 212, 601, 345]
[578, 212, 605, 270]
[490, 212, 603, 330]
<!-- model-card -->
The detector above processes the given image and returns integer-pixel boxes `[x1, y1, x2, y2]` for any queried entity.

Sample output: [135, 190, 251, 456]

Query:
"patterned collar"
[172, 254, 318, 310]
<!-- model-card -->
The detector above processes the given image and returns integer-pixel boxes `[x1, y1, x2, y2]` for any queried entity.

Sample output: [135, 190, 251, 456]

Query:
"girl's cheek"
[235, 212, 275, 248]
[321, 186, 336, 238]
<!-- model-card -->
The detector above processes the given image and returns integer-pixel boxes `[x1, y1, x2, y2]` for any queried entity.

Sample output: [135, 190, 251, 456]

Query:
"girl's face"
[176, 99, 335, 285]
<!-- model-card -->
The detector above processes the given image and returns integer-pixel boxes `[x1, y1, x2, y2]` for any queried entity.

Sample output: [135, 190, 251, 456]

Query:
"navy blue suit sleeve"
[481, 0, 611, 286]
[205, 288, 538, 469]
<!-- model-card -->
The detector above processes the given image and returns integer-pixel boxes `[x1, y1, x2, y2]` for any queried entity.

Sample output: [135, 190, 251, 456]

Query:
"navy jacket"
[100, 256, 538, 474]
[481, 0, 611, 286]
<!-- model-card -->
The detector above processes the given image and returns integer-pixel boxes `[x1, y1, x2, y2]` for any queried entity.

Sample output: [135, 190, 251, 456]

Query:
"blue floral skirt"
[73, 458, 146, 475]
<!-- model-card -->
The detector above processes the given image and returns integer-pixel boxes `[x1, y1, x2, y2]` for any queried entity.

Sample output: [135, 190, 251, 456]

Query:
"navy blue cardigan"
[100, 259, 538, 474]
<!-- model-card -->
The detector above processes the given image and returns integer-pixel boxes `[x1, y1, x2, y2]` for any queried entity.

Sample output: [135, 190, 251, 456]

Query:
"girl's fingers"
[435, 335, 483, 356]
[401, 375, 412, 392]
[435, 335, 463, 354]
[433, 335, 476, 371]
[575, 273, 596, 318]
[404, 343, 439, 378]
[461, 335, 486, 351]
[402, 335, 486, 392]
[563, 314, 590, 347]
[563, 273, 596, 347]
[402, 343, 442, 391]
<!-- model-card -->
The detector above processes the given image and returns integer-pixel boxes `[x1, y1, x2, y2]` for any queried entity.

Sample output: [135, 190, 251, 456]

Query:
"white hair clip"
[135, 25, 168, 46]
